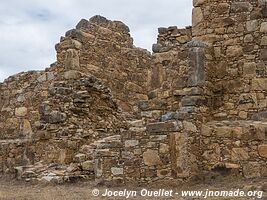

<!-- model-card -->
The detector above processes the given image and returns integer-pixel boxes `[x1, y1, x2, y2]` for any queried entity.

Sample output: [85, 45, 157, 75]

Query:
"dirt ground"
[0, 174, 266, 200]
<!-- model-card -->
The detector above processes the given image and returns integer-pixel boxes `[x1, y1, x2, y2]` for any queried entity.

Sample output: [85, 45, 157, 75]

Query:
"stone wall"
[56, 16, 152, 119]
[140, 26, 192, 122]
[0, 68, 128, 181]
[192, 0, 267, 120]
[201, 120, 267, 178]
[0, 0, 267, 184]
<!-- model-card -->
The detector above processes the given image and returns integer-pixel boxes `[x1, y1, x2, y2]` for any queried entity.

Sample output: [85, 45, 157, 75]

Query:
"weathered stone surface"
[214, 126, 232, 138]
[64, 70, 82, 79]
[226, 46, 243, 57]
[159, 143, 169, 154]
[146, 121, 182, 133]
[246, 20, 259, 32]
[193, 0, 205, 7]
[1, 3, 267, 184]
[183, 121, 197, 132]
[252, 111, 267, 120]
[22, 119, 33, 137]
[15, 107, 27, 117]
[57, 39, 82, 50]
[125, 140, 139, 148]
[81, 161, 94, 171]
[188, 45, 205, 86]
[201, 124, 213, 136]
[260, 22, 267, 32]
[260, 49, 267, 60]
[261, 36, 267, 46]
[217, 3, 230, 14]
[74, 153, 86, 163]
[181, 96, 206, 106]
[231, 148, 249, 161]
[37, 74, 47, 82]
[111, 167, 124, 175]
[243, 162, 261, 178]
[143, 150, 162, 166]
[230, 2, 252, 13]
[258, 145, 267, 158]
[192, 7, 204, 26]
[170, 132, 189, 178]
[44, 111, 67, 124]
[64, 49, 80, 70]
[243, 62, 256, 77]
[252, 78, 267, 90]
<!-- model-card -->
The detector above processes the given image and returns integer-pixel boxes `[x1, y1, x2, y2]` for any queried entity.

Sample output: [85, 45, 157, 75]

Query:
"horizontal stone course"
[1, 0, 267, 184]
[146, 121, 182, 133]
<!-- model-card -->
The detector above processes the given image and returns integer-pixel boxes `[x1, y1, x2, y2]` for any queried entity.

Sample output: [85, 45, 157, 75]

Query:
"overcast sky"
[0, 0, 192, 82]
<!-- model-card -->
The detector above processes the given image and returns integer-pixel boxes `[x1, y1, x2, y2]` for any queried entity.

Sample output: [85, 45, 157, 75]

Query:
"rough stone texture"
[0, 0, 267, 185]
[143, 150, 162, 166]
[259, 145, 267, 158]
[200, 121, 267, 177]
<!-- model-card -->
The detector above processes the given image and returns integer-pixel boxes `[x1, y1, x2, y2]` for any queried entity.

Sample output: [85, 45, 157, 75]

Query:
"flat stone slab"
[201, 120, 267, 140]
[146, 121, 182, 133]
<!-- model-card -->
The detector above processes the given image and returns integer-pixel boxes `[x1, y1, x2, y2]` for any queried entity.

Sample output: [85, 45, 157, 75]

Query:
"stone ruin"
[0, 0, 267, 184]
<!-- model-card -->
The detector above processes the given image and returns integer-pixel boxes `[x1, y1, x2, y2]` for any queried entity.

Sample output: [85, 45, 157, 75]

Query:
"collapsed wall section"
[56, 16, 152, 119]
[0, 68, 128, 181]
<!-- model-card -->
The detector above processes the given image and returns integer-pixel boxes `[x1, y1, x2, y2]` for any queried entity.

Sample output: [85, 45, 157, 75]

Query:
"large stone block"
[56, 39, 82, 51]
[193, 0, 205, 7]
[252, 78, 267, 91]
[230, 2, 252, 13]
[201, 124, 213, 136]
[22, 119, 33, 137]
[169, 132, 190, 178]
[261, 36, 267, 46]
[252, 111, 267, 120]
[260, 49, 267, 61]
[246, 20, 259, 32]
[243, 62, 256, 77]
[146, 121, 182, 133]
[260, 22, 267, 33]
[188, 45, 205, 87]
[125, 140, 139, 148]
[231, 148, 249, 161]
[258, 145, 267, 158]
[181, 96, 207, 107]
[64, 49, 80, 70]
[15, 107, 28, 117]
[226, 46, 243, 57]
[183, 121, 197, 132]
[63, 70, 82, 80]
[111, 167, 124, 175]
[214, 126, 232, 138]
[43, 111, 67, 124]
[192, 7, 204, 27]
[81, 160, 94, 171]
[217, 3, 230, 15]
[143, 150, 162, 166]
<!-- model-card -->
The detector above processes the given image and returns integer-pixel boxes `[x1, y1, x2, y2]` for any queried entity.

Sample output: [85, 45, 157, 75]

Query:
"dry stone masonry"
[0, 0, 266, 184]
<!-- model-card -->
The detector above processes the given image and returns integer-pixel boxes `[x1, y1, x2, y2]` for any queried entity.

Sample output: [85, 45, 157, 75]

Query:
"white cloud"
[0, 0, 192, 82]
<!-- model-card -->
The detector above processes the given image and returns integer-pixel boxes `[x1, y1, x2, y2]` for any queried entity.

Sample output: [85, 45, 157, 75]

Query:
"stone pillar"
[55, 37, 83, 80]
[187, 41, 206, 87]
[179, 41, 209, 116]
[174, 40, 211, 176]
